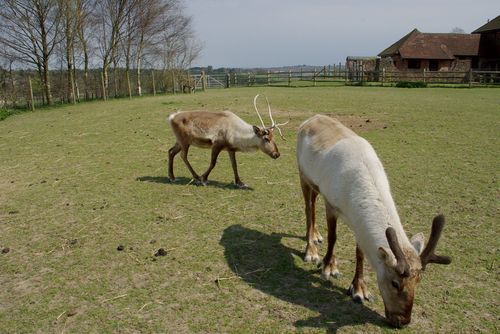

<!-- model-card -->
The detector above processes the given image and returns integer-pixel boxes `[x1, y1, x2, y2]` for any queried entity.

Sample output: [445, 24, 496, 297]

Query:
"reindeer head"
[253, 94, 290, 160]
[252, 125, 280, 159]
[377, 215, 451, 327]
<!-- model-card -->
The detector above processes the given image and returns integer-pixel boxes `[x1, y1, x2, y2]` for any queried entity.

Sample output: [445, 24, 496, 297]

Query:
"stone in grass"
[2, 247, 10, 254]
[117, 245, 125, 251]
[154, 248, 167, 257]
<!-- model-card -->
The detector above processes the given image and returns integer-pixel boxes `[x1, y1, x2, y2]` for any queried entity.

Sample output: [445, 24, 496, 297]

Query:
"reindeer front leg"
[347, 244, 372, 303]
[201, 145, 223, 185]
[228, 150, 247, 188]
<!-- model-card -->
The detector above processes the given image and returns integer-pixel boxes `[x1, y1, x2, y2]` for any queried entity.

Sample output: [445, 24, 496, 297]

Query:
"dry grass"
[0, 86, 498, 333]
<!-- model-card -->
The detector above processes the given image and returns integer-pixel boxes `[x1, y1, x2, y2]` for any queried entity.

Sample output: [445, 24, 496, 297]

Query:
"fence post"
[226, 73, 230, 88]
[126, 71, 132, 99]
[234, 72, 238, 86]
[288, 70, 292, 86]
[267, 70, 270, 86]
[28, 76, 35, 111]
[468, 68, 473, 88]
[382, 68, 385, 87]
[247, 72, 251, 86]
[313, 67, 317, 87]
[101, 72, 107, 101]
[423, 68, 426, 83]
[171, 71, 176, 94]
[201, 71, 206, 91]
[152, 71, 156, 96]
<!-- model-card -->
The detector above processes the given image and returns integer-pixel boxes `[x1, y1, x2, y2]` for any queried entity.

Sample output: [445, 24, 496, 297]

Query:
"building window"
[408, 59, 421, 69]
[429, 60, 439, 71]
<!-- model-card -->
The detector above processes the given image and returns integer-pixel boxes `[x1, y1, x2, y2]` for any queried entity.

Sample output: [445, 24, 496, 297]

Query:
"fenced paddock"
[191, 67, 500, 90]
[0, 87, 498, 333]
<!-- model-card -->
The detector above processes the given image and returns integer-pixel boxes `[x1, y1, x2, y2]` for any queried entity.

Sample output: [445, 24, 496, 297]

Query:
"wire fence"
[0, 68, 195, 110]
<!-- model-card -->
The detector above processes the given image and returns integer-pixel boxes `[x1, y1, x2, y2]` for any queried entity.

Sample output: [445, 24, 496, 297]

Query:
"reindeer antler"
[253, 94, 267, 128]
[420, 215, 452, 270]
[253, 94, 290, 140]
[386, 227, 410, 277]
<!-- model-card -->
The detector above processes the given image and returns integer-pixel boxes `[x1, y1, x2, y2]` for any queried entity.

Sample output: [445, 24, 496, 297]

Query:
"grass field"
[0, 86, 498, 333]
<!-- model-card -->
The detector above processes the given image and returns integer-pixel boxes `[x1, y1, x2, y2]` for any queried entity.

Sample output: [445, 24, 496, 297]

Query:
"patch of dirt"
[325, 114, 388, 132]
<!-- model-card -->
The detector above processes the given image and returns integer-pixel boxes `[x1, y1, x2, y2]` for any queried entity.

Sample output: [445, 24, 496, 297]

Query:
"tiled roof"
[472, 15, 500, 33]
[379, 30, 480, 59]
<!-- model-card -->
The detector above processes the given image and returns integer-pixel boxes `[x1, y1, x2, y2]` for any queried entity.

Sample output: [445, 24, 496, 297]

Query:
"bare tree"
[0, 0, 61, 105]
[94, 0, 136, 99]
[75, 0, 93, 100]
[451, 27, 466, 34]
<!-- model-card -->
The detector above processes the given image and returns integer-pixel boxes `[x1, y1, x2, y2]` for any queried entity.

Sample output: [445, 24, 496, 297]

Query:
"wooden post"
[126, 71, 132, 99]
[267, 70, 270, 86]
[226, 73, 230, 88]
[247, 72, 251, 86]
[234, 72, 238, 86]
[313, 68, 317, 87]
[323, 66, 327, 79]
[101, 72, 107, 101]
[152, 71, 156, 96]
[468, 68, 472, 88]
[201, 71, 206, 91]
[382, 68, 385, 87]
[300, 68, 303, 81]
[423, 68, 426, 83]
[171, 70, 176, 94]
[28, 76, 35, 111]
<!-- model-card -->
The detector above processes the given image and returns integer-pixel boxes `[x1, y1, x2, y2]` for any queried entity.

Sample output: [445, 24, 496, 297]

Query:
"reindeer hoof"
[304, 254, 321, 264]
[236, 183, 249, 189]
[168, 177, 177, 183]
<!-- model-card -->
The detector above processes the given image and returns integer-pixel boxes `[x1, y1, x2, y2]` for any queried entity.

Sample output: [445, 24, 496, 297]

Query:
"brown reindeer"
[167, 95, 289, 188]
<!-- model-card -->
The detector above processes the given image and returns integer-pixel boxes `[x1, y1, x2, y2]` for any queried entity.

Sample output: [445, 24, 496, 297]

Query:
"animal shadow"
[220, 225, 388, 333]
[136, 176, 254, 190]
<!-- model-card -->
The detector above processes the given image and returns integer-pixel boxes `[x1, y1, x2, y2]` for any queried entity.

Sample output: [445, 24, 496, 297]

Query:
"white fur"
[297, 116, 415, 277]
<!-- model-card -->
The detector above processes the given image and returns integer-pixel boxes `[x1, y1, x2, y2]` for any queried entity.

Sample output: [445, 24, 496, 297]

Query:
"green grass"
[0, 87, 498, 333]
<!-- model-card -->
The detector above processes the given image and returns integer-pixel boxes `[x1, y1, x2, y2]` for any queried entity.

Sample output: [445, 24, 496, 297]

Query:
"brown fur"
[168, 111, 280, 187]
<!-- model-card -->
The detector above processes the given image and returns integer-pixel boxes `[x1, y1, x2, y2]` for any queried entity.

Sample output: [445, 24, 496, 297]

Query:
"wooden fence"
[192, 67, 500, 90]
[1, 66, 499, 111]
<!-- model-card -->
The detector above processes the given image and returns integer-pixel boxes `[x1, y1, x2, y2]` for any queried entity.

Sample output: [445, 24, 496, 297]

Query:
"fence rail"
[1, 66, 499, 111]
[191, 68, 500, 90]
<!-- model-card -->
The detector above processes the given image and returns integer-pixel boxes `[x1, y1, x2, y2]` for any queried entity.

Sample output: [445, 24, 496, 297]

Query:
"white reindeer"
[296, 114, 451, 327]
[167, 95, 289, 188]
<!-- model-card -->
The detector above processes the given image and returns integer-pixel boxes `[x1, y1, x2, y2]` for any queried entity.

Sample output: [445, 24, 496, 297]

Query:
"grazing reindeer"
[296, 115, 451, 327]
[167, 95, 289, 188]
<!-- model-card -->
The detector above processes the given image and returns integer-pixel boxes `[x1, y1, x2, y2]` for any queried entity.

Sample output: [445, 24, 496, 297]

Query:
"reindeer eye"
[391, 280, 400, 289]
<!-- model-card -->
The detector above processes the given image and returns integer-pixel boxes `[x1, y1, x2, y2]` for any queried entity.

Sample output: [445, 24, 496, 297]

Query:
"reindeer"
[296, 114, 451, 327]
[167, 95, 289, 188]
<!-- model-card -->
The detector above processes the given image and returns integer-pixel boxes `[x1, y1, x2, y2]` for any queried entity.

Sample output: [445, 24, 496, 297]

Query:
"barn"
[378, 29, 480, 72]
[472, 15, 500, 70]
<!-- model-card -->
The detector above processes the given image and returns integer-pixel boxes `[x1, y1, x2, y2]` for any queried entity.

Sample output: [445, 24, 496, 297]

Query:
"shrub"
[395, 81, 428, 88]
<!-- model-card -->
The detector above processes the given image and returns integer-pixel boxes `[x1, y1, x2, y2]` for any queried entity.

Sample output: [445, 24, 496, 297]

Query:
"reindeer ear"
[378, 247, 397, 268]
[411, 232, 425, 255]
[253, 125, 262, 136]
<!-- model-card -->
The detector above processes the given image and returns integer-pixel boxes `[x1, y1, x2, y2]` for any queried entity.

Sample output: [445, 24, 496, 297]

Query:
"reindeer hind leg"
[168, 142, 182, 182]
[321, 202, 341, 280]
[179, 144, 201, 184]
[300, 174, 320, 264]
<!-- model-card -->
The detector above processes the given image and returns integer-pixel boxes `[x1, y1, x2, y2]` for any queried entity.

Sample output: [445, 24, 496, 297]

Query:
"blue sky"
[184, 0, 499, 68]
